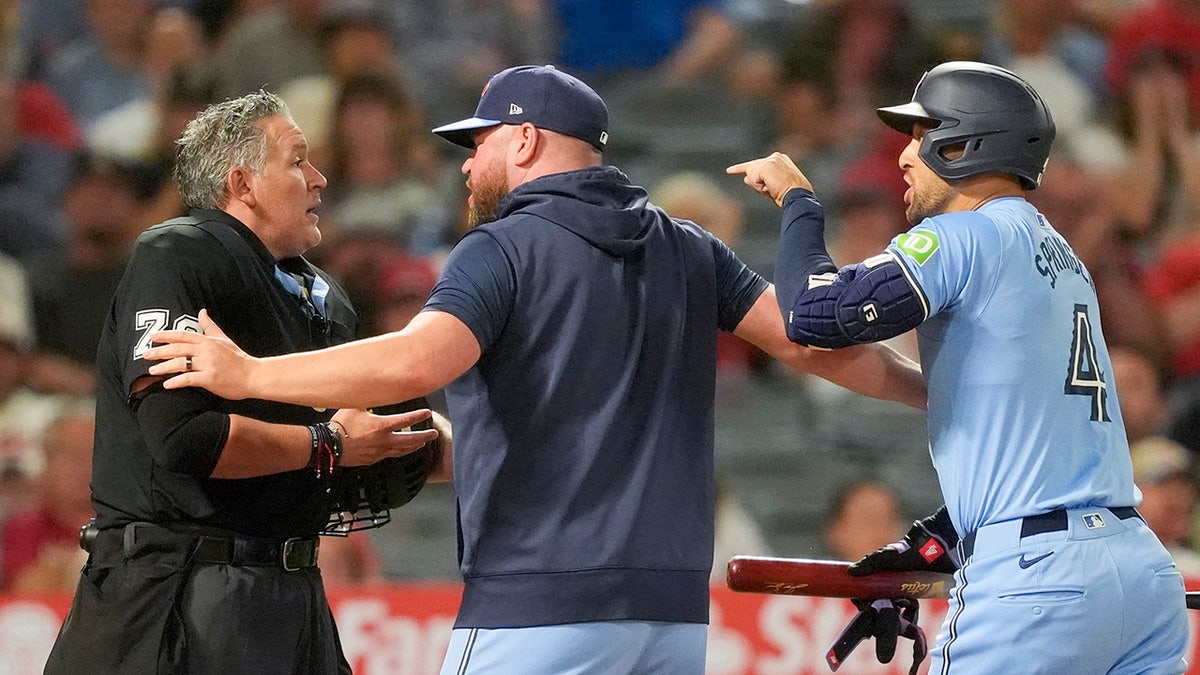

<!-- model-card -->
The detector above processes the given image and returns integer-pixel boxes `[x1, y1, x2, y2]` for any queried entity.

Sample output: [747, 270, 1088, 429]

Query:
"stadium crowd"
[2, 0, 1200, 588]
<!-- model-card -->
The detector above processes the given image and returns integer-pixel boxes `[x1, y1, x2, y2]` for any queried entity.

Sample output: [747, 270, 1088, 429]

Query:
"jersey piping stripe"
[886, 249, 930, 321]
[455, 628, 478, 675]
[939, 558, 970, 674]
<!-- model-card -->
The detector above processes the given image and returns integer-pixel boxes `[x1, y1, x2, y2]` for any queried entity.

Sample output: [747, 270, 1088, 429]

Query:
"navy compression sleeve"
[774, 188, 837, 318]
[775, 190, 927, 349]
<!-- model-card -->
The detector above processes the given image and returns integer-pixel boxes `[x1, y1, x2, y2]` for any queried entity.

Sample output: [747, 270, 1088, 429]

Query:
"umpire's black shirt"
[91, 209, 356, 539]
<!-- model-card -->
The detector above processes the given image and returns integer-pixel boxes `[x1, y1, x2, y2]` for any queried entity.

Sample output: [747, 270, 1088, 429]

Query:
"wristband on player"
[307, 422, 343, 480]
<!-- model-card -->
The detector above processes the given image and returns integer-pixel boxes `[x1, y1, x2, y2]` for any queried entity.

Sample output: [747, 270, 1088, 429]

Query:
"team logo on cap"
[509, 103, 523, 115]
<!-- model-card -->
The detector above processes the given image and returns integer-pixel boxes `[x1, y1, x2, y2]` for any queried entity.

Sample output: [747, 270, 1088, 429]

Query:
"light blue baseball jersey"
[886, 196, 1141, 535]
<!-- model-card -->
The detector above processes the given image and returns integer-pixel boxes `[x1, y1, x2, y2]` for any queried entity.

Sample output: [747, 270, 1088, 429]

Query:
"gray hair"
[174, 90, 291, 210]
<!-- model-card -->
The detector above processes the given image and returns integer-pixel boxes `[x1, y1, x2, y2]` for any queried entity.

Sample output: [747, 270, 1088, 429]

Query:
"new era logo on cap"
[432, 65, 609, 151]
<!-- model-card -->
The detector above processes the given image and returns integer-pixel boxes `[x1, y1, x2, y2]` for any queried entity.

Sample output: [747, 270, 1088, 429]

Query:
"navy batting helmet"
[876, 61, 1055, 190]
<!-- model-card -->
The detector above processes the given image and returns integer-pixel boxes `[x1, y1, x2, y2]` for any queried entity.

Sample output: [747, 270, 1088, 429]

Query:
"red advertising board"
[2, 584, 1198, 674]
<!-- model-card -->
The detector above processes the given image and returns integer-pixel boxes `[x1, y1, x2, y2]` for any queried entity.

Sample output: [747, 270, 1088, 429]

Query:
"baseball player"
[141, 65, 925, 673]
[44, 91, 441, 674]
[729, 61, 1189, 673]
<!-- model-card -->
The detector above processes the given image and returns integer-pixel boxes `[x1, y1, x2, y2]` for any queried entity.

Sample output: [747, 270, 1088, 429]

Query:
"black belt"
[962, 507, 1143, 558]
[192, 532, 319, 571]
[83, 522, 320, 572]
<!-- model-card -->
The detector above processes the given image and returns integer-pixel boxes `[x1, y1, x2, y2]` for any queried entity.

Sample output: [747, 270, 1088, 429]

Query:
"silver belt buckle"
[281, 537, 308, 571]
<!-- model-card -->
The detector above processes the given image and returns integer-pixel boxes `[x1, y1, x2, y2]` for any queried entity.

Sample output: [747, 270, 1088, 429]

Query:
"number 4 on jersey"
[1065, 303, 1110, 422]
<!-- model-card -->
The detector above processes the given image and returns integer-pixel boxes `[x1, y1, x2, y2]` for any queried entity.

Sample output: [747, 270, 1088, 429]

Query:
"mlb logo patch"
[1082, 513, 1106, 530]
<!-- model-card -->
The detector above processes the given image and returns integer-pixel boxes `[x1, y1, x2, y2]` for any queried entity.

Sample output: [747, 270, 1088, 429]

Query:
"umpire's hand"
[331, 407, 439, 467]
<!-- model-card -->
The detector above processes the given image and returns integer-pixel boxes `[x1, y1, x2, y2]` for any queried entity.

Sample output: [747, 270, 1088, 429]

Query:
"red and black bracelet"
[307, 422, 343, 479]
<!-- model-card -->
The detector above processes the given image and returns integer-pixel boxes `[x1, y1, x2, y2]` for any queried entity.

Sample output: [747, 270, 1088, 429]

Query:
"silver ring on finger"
[185, 356, 193, 372]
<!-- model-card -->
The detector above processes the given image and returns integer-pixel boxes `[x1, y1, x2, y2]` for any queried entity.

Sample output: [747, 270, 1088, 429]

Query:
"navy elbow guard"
[785, 254, 926, 348]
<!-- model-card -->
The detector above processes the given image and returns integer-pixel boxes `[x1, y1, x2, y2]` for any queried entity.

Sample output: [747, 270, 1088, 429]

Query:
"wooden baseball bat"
[728, 556, 1200, 610]
[726, 555, 951, 599]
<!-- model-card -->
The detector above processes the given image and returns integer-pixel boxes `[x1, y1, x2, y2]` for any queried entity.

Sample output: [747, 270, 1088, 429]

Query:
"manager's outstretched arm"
[144, 308, 481, 410]
[734, 287, 926, 410]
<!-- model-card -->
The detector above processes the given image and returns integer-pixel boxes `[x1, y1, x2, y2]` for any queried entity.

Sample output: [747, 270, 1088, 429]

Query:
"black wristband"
[307, 422, 343, 479]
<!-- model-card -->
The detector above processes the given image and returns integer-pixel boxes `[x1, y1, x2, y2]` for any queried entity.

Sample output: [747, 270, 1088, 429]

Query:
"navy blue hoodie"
[426, 166, 766, 628]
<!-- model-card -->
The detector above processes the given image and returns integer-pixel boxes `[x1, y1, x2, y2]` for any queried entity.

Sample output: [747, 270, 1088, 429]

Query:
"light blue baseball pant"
[439, 620, 707, 675]
[934, 506, 1188, 674]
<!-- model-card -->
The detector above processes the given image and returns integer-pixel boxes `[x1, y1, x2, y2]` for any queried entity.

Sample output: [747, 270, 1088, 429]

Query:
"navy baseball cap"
[432, 65, 609, 151]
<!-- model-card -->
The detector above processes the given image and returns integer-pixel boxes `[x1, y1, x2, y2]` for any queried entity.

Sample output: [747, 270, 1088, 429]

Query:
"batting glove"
[848, 505, 960, 576]
[826, 597, 927, 674]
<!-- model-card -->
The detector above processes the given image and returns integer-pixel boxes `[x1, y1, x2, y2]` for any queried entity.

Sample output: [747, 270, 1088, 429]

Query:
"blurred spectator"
[524, 1, 761, 184]
[652, 171, 744, 247]
[157, 0, 238, 44]
[211, 0, 326, 100]
[651, 171, 767, 374]
[822, 479, 905, 562]
[712, 475, 771, 583]
[317, 72, 455, 253]
[0, 72, 77, 261]
[121, 68, 217, 229]
[372, 253, 439, 335]
[87, 5, 210, 163]
[317, 532, 386, 589]
[546, 0, 740, 84]
[769, 0, 935, 193]
[0, 255, 68, 521]
[1097, 47, 1200, 244]
[0, 401, 94, 592]
[827, 156, 910, 265]
[41, 0, 155, 133]
[279, 2, 409, 155]
[24, 155, 151, 394]
[980, 0, 1112, 162]
[1111, 345, 1171, 444]
[1142, 231, 1200, 386]
[1130, 436, 1200, 576]
[16, 0, 88, 80]
[1105, 0, 1200, 116]
[370, 251, 453, 412]
[385, 0, 552, 125]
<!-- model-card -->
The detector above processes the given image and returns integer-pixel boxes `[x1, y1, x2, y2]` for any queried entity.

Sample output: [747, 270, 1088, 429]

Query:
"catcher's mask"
[876, 61, 1055, 190]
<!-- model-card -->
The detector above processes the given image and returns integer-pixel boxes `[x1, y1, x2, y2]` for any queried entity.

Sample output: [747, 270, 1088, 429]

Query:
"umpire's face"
[244, 114, 327, 259]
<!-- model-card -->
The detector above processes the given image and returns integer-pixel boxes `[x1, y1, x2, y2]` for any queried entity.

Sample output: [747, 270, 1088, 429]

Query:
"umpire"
[44, 91, 440, 674]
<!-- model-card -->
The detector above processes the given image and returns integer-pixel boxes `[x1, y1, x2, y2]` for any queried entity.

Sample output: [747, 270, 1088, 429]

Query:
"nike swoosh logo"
[1018, 551, 1054, 569]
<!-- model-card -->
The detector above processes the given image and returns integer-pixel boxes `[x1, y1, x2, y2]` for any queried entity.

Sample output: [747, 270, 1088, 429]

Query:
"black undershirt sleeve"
[134, 383, 230, 478]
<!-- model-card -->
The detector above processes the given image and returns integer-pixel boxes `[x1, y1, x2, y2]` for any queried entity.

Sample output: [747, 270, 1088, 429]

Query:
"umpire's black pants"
[43, 523, 352, 675]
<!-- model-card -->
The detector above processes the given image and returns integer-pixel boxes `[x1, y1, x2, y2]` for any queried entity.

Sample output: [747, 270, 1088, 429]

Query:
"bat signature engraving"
[764, 582, 810, 594]
[899, 581, 949, 596]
